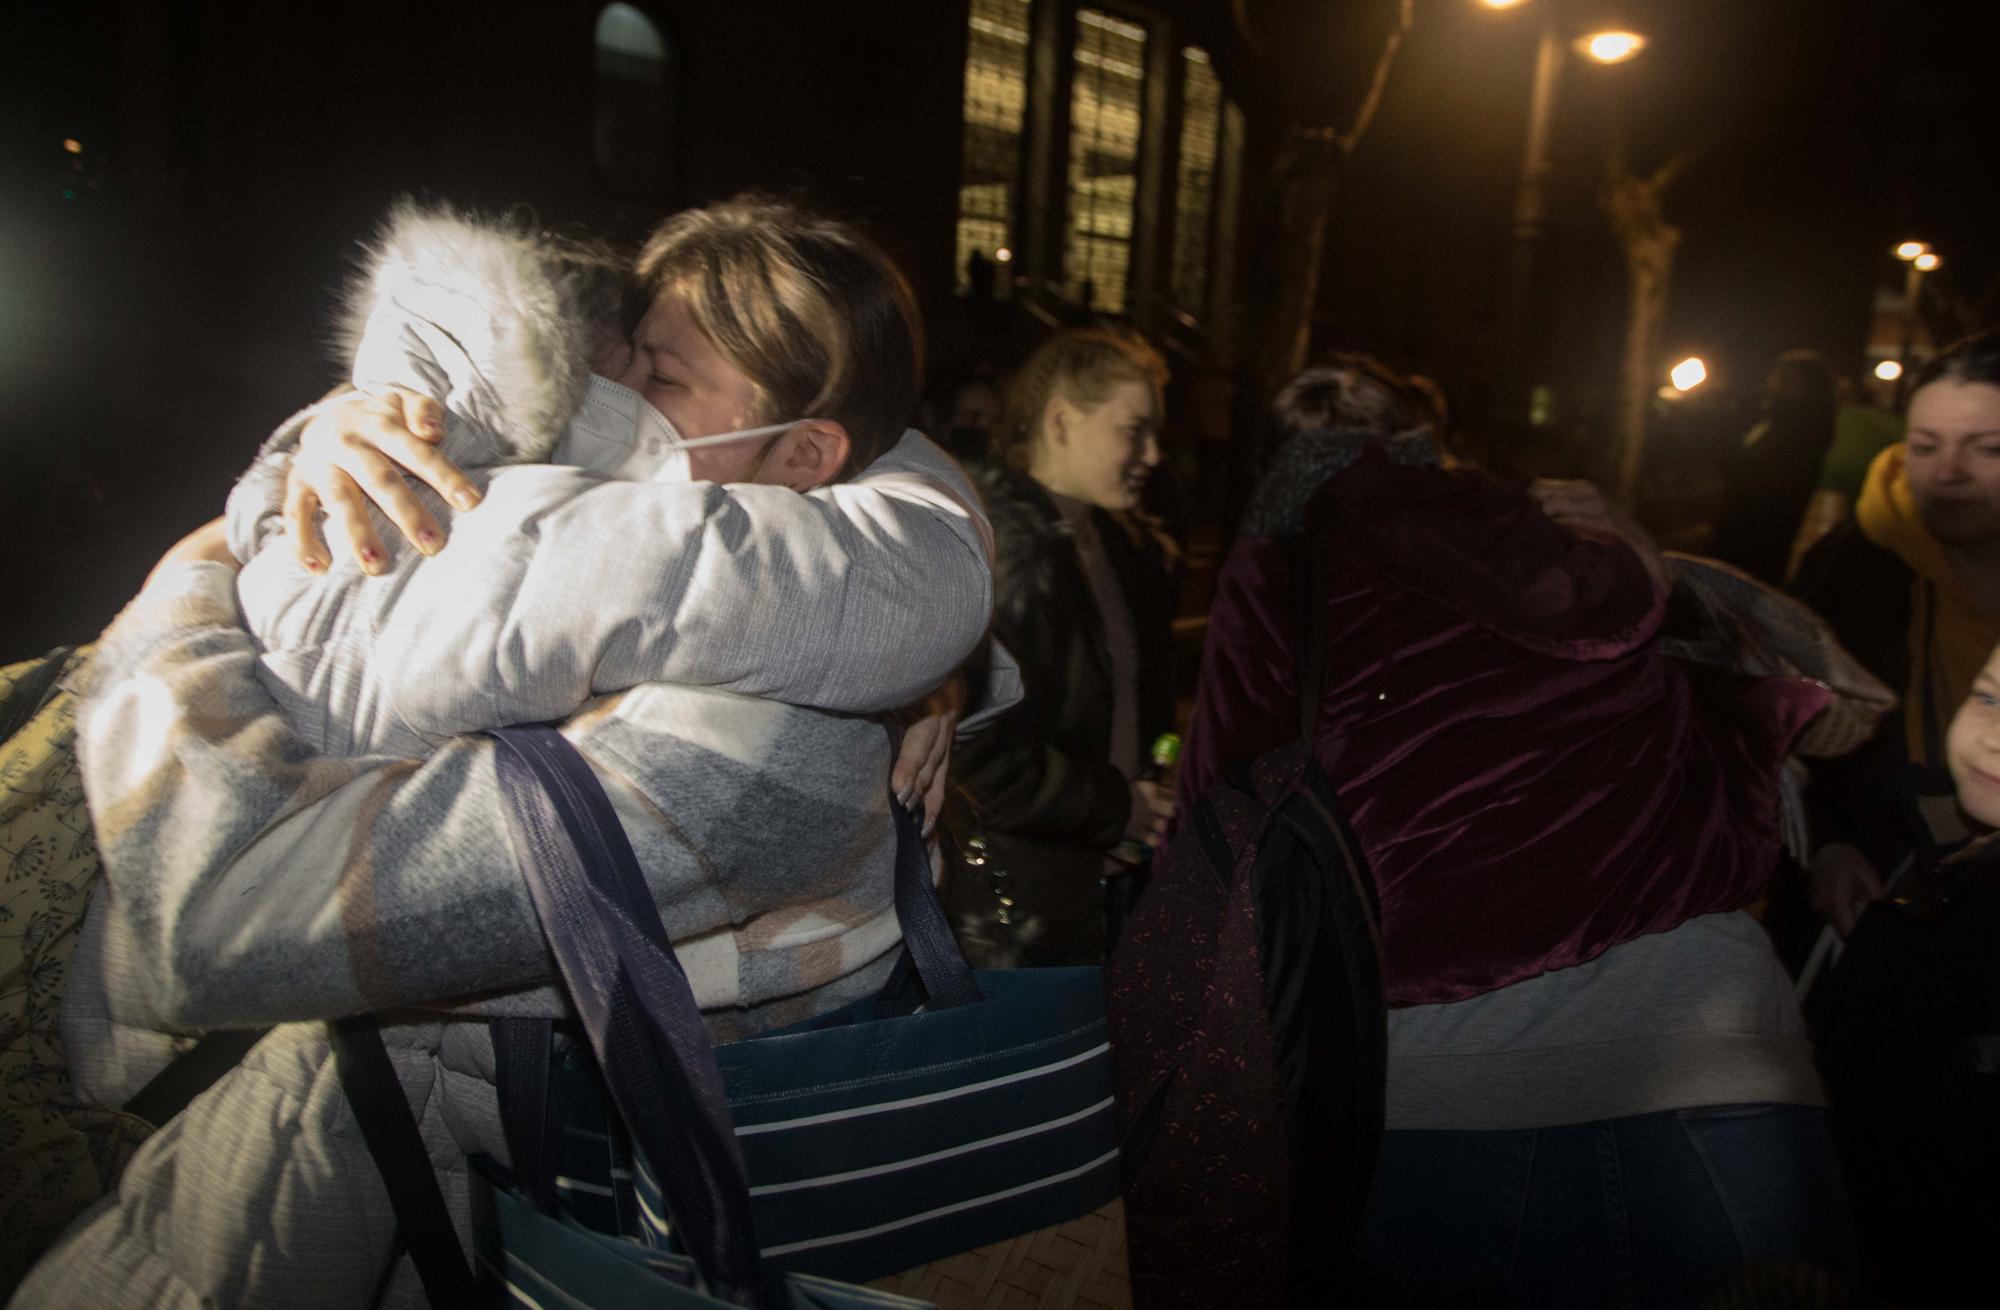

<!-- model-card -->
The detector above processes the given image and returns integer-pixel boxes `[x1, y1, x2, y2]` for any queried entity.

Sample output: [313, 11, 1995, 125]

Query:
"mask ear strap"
[670, 420, 803, 450]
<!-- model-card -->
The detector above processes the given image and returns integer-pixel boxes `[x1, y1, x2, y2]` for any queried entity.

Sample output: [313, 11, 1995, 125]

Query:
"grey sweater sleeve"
[75, 564, 570, 1028]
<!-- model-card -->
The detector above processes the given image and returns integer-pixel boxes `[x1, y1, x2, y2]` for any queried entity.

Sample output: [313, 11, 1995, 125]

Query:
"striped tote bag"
[482, 724, 1119, 1306]
[537, 964, 1115, 1282]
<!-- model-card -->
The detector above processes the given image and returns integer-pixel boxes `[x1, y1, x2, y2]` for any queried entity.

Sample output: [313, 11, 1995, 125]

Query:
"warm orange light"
[1894, 240, 1928, 261]
[62, 138, 82, 154]
[1477, 0, 1532, 9]
[994, 247, 1014, 263]
[1914, 252, 1941, 272]
[1669, 357, 1708, 392]
[1580, 31, 1646, 63]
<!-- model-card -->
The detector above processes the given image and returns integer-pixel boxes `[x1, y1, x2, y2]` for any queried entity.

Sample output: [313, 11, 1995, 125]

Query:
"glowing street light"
[1478, 0, 1531, 8]
[1580, 31, 1646, 64]
[1874, 359, 1904, 383]
[1669, 357, 1708, 393]
[993, 247, 1013, 263]
[1895, 244, 1942, 402]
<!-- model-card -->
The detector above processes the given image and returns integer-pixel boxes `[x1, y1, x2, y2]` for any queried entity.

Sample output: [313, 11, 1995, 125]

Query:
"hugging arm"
[370, 463, 994, 740]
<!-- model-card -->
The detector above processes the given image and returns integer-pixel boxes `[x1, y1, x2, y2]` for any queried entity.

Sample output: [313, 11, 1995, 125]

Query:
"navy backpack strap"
[490, 1016, 559, 1215]
[330, 1014, 479, 1308]
[121, 1028, 267, 1128]
[488, 724, 763, 1302]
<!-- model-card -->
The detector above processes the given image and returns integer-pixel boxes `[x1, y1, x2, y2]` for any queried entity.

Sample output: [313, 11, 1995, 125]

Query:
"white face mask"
[562, 375, 801, 484]
[633, 394, 802, 485]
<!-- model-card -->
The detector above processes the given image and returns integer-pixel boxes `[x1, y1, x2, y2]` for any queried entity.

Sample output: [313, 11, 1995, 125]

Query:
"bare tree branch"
[1231, 0, 1273, 63]
[1647, 117, 1725, 196]
[1337, 0, 1417, 154]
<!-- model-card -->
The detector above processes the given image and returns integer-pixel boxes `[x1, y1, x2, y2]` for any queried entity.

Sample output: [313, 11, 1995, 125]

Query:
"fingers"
[1533, 481, 1610, 525]
[920, 736, 952, 839]
[1135, 780, 1175, 847]
[295, 390, 477, 559]
[318, 467, 390, 575]
[283, 464, 332, 573]
[890, 718, 940, 811]
[392, 389, 446, 442]
[344, 447, 445, 556]
[894, 677, 967, 832]
[913, 724, 949, 804]
[386, 392, 481, 512]
[1139, 783, 1174, 846]
[297, 438, 443, 568]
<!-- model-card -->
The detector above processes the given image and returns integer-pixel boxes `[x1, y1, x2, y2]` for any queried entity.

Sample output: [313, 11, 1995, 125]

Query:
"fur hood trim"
[969, 460, 1176, 626]
[337, 201, 618, 465]
[969, 462, 1071, 627]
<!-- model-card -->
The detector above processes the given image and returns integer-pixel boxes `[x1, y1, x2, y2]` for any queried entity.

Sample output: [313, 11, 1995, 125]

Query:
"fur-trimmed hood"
[969, 459, 1178, 630]
[968, 461, 1072, 629]
[338, 201, 625, 467]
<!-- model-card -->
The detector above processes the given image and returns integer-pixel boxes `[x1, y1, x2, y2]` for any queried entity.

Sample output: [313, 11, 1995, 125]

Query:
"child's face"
[1946, 645, 2000, 828]
[617, 293, 772, 483]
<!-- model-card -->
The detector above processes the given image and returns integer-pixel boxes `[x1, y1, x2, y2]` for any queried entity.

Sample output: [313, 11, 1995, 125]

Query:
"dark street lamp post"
[1498, 24, 1566, 414]
[1479, 2, 1648, 426]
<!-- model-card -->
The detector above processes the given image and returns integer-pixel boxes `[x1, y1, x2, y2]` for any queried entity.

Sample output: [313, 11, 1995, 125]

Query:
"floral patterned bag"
[0, 648, 151, 1296]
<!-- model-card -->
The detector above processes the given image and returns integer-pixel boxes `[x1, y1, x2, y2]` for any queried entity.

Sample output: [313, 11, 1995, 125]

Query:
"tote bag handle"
[488, 721, 981, 1301]
[490, 724, 764, 1302]
[882, 724, 983, 1011]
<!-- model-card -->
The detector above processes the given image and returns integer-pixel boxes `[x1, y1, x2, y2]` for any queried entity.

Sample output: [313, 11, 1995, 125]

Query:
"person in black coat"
[1711, 350, 1841, 586]
[1814, 636, 2000, 1305]
[949, 327, 1178, 966]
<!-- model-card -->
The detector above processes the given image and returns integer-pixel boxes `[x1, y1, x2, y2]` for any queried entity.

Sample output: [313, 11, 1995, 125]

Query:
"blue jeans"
[1363, 1105, 1855, 1308]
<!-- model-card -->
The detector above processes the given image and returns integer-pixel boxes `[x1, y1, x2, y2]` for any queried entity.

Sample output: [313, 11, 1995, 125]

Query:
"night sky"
[3, 0, 1997, 652]
[1305, 0, 2000, 404]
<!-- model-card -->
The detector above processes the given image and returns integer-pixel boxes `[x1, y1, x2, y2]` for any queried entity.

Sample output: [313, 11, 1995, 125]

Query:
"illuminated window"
[594, 3, 675, 195]
[1066, 9, 1148, 312]
[955, 0, 1032, 295]
[1171, 47, 1222, 316]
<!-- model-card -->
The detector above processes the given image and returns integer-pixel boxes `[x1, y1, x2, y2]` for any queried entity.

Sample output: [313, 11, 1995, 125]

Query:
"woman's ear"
[1043, 393, 1072, 446]
[762, 420, 852, 491]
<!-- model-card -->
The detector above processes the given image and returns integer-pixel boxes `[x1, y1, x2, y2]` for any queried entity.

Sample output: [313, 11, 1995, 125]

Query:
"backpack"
[1106, 534, 1388, 1308]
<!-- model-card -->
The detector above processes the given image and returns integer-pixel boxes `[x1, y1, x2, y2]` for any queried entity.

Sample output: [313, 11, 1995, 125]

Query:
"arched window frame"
[592, 2, 678, 198]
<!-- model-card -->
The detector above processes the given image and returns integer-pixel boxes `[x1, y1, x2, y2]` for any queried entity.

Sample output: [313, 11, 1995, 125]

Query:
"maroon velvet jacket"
[1182, 453, 1828, 1006]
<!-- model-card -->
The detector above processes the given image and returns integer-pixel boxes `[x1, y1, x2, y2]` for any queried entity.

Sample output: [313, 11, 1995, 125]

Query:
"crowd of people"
[1, 191, 1995, 1310]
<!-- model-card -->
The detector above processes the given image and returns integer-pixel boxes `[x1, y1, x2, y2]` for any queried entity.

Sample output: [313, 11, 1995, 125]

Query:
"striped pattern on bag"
[555, 969, 1120, 1284]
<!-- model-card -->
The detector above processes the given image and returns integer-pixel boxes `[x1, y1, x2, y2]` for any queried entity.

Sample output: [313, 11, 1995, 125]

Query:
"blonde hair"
[634, 195, 922, 478]
[996, 327, 1169, 472]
